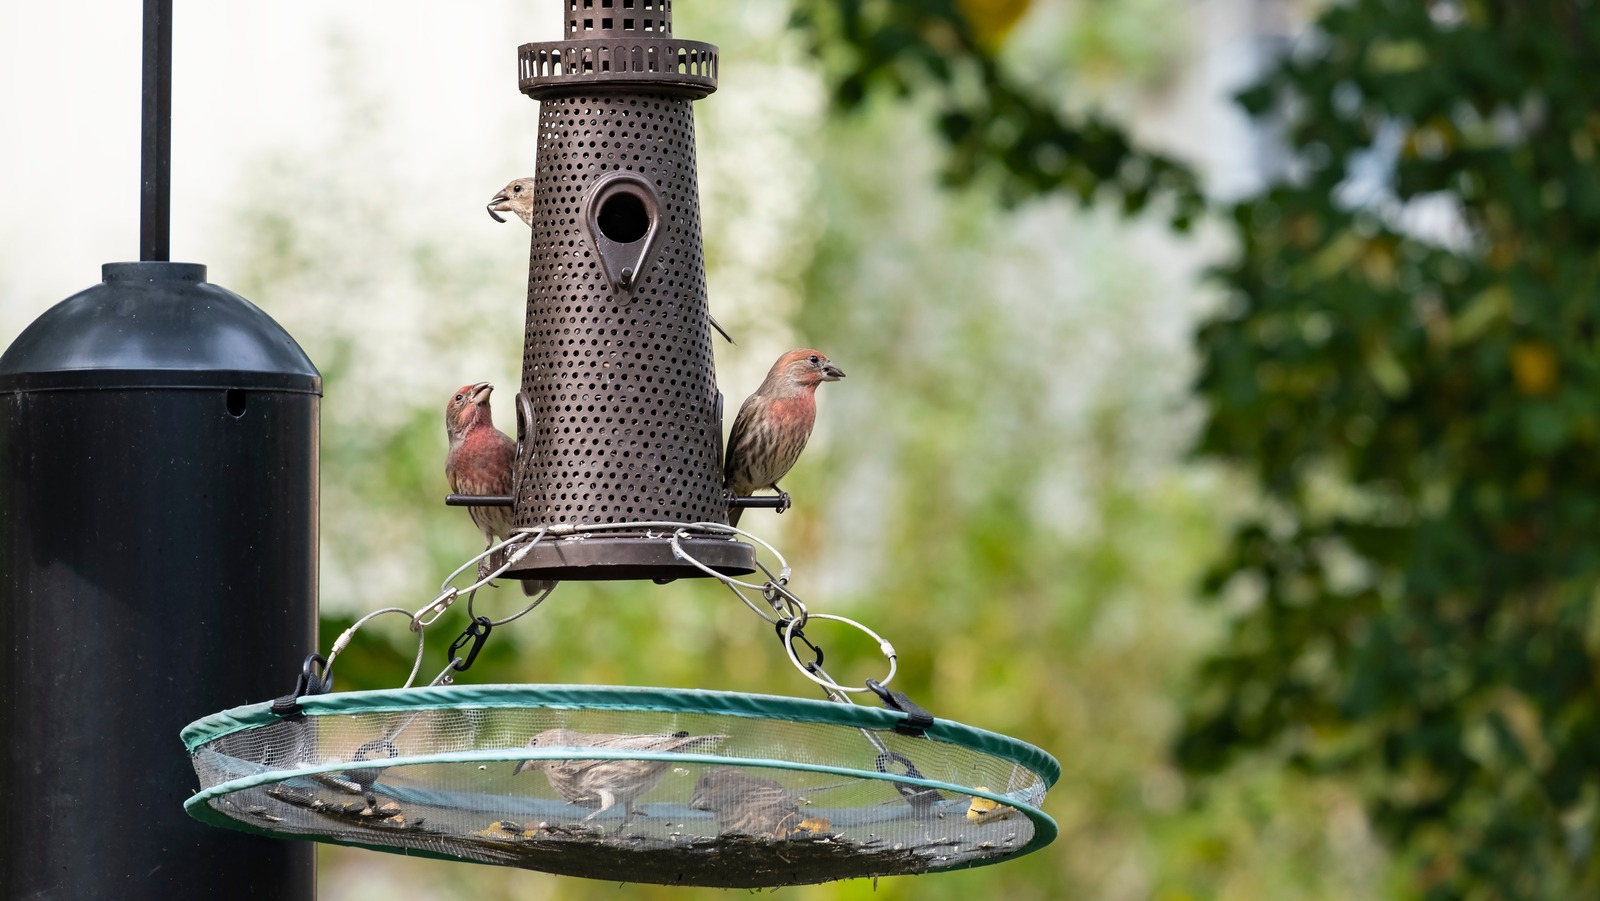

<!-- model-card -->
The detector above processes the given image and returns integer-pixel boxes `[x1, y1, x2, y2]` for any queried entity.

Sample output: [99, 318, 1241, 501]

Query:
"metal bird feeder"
[493, 0, 756, 583]
[174, 0, 1059, 888]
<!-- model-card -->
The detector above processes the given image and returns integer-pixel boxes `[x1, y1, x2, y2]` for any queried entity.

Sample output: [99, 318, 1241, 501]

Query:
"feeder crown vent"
[568, 0, 673, 39]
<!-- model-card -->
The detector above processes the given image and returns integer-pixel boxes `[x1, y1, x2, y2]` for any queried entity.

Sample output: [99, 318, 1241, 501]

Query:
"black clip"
[876, 749, 926, 780]
[777, 621, 825, 674]
[355, 738, 398, 763]
[875, 750, 947, 814]
[867, 678, 935, 737]
[449, 616, 494, 672]
[343, 738, 400, 793]
[270, 653, 329, 718]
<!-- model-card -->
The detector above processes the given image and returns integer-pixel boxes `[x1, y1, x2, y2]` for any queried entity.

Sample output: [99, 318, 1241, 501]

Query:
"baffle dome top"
[0, 262, 320, 393]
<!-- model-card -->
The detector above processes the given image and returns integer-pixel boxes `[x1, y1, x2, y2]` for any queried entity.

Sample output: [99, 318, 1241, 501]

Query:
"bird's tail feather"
[677, 734, 729, 753]
[484, 544, 556, 596]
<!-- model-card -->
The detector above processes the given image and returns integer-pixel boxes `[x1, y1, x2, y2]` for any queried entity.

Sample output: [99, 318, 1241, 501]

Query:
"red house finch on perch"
[486, 177, 735, 344]
[512, 728, 724, 828]
[689, 767, 828, 839]
[723, 349, 845, 527]
[444, 382, 551, 595]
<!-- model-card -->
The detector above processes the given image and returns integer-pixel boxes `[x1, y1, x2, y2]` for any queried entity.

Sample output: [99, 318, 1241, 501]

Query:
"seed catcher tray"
[182, 684, 1057, 887]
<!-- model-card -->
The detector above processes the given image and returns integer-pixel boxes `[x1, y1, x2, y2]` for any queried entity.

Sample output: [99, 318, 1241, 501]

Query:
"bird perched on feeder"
[444, 382, 552, 596]
[512, 728, 725, 829]
[485, 177, 537, 227]
[486, 177, 736, 344]
[689, 767, 829, 839]
[723, 349, 846, 527]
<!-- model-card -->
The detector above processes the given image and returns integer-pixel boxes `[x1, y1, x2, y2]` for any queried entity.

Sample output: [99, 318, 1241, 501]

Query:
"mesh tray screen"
[185, 687, 1054, 888]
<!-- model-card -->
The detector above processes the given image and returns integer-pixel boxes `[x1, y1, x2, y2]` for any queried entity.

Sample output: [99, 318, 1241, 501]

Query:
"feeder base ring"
[502, 535, 756, 582]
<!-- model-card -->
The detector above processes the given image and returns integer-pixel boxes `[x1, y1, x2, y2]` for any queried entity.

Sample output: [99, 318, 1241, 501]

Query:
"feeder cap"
[0, 262, 320, 393]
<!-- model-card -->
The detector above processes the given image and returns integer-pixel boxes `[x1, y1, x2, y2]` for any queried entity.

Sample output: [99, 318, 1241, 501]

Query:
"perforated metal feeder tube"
[503, 0, 756, 582]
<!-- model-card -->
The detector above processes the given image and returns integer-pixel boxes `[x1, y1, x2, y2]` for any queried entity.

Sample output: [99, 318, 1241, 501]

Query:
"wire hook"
[447, 616, 494, 672]
[778, 620, 825, 672]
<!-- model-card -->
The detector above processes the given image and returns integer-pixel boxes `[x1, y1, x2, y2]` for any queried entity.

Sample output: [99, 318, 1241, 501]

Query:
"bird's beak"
[821, 363, 845, 381]
[487, 193, 509, 223]
[511, 759, 532, 776]
[470, 382, 494, 405]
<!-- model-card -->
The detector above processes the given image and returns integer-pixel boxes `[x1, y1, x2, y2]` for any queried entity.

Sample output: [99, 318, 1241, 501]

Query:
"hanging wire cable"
[324, 519, 897, 702]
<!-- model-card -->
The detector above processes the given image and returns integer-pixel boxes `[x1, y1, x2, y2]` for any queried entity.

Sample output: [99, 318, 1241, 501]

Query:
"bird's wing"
[723, 394, 767, 483]
[591, 732, 722, 753]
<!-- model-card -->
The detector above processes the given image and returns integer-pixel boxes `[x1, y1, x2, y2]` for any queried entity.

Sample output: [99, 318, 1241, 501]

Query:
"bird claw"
[776, 491, 792, 514]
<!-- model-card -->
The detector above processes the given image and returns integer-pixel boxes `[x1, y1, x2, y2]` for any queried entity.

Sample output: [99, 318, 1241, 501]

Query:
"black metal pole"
[140, 0, 172, 262]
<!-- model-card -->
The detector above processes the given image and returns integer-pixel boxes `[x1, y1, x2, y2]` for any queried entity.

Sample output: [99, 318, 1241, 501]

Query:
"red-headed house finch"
[511, 728, 724, 828]
[723, 349, 845, 527]
[444, 382, 551, 596]
[486, 177, 735, 344]
[689, 767, 829, 839]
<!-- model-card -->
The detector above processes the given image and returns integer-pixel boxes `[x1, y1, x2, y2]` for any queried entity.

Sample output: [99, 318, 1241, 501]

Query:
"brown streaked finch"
[689, 767, 828, 839]
[511, 728, 724, 829]
[444, 382, 552, 596]
[486, 176, 735, 344]
[485, 177, 536, 227]
[723, 349, 845, 527]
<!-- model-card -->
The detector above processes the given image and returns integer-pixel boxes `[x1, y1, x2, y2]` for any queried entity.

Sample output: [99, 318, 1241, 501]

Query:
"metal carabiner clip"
[448, 616, 494, 672]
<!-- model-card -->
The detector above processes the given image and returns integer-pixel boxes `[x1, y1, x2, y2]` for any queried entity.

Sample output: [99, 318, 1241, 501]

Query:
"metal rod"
[140, 0, 172, 262]
[446, 494, 515, 507]
[728, 496, 790, 509]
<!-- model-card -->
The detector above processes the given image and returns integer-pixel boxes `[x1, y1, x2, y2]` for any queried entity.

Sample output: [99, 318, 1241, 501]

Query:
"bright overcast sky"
[0, 1, 557, 337]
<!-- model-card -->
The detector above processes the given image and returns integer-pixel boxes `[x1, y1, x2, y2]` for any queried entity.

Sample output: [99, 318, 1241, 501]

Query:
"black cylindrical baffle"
[505, 0, 755, 582]
[0, 262, 318, 899]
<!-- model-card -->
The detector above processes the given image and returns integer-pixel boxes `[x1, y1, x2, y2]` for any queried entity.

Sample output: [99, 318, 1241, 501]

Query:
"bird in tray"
[512, 728, 725, 830]
[689, 766, 831, 839]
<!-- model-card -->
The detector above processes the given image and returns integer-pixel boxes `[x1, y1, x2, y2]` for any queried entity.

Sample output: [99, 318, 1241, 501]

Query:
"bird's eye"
[513, 184, 524, 193]
[808, 355, 820, 364]
[454, 394, 464, 402]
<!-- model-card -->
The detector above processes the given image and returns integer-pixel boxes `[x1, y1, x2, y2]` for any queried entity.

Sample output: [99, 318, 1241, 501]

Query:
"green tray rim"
[180, 683, 1060, 879]
[181, 683, 1061, 785]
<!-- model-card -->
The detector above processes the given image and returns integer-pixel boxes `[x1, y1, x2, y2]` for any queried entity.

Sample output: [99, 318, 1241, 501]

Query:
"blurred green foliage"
[788, 0, 1204, 223]
[1182, 1, 1600, 897]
